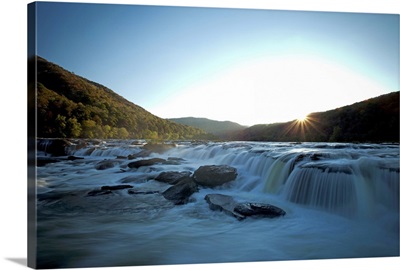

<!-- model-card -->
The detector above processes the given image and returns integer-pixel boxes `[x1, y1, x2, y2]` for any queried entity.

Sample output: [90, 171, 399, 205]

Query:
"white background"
[0, 0, 398, 270]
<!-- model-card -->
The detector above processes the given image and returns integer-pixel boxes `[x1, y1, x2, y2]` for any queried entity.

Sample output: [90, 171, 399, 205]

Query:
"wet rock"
[234, 203, 286, 218]
[67, 155, 84, 161]
[127, 158, 167, 169]
[205, 194, 245, 220]
[167, 157, 185, 162]
[142, 142, 176, 154]
[162, 178, 199, 205]
[128, 151, 150, 159]
[101, 185, 133, 191]
[87, 139, 103, 145]
[128, 189, 160, 195]
[86, 185, 133, 196]
[73, 140, 88, 150]
[300, 163, 353, 174]
[193, 165, 237, 187]
[85, 147, 96, 155]
[155, 171, 192, 185]
[164, 157, 185, 165]
[87, 190, 112, 196]
[205, 193, 286, 220]
[95, 160, 119, 170]
[310, 153, 323, 161]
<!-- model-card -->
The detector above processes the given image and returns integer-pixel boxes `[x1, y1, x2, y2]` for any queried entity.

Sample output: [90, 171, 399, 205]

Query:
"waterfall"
[47, 139, 399, 219]
[281, 163, 358, 216]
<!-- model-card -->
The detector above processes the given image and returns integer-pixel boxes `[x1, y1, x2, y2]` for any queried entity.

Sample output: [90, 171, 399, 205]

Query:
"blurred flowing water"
[35, 140, 399, 268]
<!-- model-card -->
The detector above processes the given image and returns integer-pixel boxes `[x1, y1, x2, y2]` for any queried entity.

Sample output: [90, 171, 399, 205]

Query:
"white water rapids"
[35, 140, 399, 268]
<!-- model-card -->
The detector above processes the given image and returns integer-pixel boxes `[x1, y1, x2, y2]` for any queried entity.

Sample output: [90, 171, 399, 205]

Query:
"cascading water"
[35, 139, 399, 268]
[151, 141, 399, 220]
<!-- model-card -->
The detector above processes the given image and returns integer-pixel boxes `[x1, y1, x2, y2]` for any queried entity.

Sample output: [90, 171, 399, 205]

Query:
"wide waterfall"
[115, 140, 398, 219]
[35, 139, 399, 268]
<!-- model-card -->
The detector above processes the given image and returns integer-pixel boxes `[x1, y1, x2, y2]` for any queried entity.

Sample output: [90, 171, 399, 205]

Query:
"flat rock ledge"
[205, 194, 286, 220]
[193, 165, 237, 187]
[127, 158, 167, 169]
[155, 171, 192, 185]
[87, 185, 133, 196]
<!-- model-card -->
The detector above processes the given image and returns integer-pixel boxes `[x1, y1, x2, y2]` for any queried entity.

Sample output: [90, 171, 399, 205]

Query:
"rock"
[37, 139, 71, 156]
[162, 177, 199, 205]
[128, 151, 151, 159]
[73, 140, 88, 150]
[127, 158, 167, 169]
[142, 143, 176, 153]
[127, 189, 160, 195]
[234, 203, 286, 218]
[155, 171, 192, 185]
[163, 157, 185, 165]
[127, 144, 176, 159]
[87, 190, 112, 196]
[85, 147, 96, 155]
[193, 165, 237, 187]
[87, 185, 133, 196]
[205, 193, 286, 220]
[95, 160, 119, 170]
[67, 155, 84, 161]
[101, 185, 133, 191]
[204, 194, 245, 220]
[167, 157, 185, 162]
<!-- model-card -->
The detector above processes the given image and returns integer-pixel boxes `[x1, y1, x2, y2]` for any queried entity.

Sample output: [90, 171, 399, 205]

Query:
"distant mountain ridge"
[236, 91, 399, 143]
[34, 56, 211, 140]
[168, 117, 247, 139]
[33, 56, 398, 143]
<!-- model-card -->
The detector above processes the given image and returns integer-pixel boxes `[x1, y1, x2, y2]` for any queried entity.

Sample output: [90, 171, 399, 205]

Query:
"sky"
[35, 1, 399, 126]
[0, 2, 399, 270]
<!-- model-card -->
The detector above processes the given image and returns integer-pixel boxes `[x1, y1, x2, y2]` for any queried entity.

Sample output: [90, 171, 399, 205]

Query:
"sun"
[297, 114, 309, 122]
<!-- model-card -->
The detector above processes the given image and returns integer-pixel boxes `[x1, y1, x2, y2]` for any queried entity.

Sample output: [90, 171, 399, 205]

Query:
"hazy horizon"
[36, 3, 399, 126]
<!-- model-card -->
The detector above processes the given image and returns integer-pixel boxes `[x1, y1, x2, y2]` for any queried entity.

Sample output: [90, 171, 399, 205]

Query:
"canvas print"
[27, 1, 399, 269]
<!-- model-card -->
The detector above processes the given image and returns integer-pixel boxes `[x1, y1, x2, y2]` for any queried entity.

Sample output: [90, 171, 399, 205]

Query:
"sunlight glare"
[151, 54, 388, 126]
[297, 114, 309, 122]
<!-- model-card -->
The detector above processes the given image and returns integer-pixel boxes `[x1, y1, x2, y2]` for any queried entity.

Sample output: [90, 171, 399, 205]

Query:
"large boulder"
[162, 177, 198, 205]
[234, 203, 286, 218]
[155, 171, 192, 185]
[204, 194, 244, 220]
[193, 165, 237, 187]
[205, 193, 286, 220]
[127, 158, 167, 169]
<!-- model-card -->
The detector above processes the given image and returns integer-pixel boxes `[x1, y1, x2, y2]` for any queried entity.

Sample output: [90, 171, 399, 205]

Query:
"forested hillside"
[34, 56, 210, 140]
[168, 117, 246, 139]
[237, 91, 399, 143]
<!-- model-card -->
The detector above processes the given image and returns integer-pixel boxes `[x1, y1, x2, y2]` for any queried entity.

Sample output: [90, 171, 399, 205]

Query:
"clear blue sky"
[35, 2, 399, 126]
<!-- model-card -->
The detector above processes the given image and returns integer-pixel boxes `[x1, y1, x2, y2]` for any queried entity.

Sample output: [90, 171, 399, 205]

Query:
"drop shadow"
[6, 258, 27, 267]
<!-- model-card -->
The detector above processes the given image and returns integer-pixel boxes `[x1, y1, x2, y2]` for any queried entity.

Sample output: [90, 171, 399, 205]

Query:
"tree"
[55, 114, 67, 137]
[81, 120, 97, 138]
[117, 127, 129, 139]
[66, 117, 82, 137]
